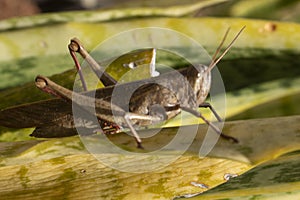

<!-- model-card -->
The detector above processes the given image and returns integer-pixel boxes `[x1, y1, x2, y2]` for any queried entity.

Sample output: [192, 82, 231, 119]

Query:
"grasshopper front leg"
[181, 106, 238, 143]
[199, 102, 222, 122]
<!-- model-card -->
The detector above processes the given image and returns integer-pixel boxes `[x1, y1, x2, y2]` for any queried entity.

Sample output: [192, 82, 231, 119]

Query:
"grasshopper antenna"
[207, 26, 246, 72]
[210, 27, 231, 64]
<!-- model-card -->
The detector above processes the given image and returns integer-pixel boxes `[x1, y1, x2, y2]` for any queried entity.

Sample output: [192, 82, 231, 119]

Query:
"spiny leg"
[199, 102, 222, 122]
[181, 106, 238, 143]
[68, 38, 117, 89]
[69, 44, 88, 91]
[68, 38, 122, 133]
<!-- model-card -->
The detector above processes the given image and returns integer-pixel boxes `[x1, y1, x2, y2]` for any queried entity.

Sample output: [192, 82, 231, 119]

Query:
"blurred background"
[1, 0, 300, 22]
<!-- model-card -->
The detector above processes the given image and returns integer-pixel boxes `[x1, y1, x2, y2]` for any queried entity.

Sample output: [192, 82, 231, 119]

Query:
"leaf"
[1, 18, 300, 88]
[0, 0, 229, 31]
[228, 0, 300, 22]
[191, 153, 300, 199]
[0, 115, 299, 199]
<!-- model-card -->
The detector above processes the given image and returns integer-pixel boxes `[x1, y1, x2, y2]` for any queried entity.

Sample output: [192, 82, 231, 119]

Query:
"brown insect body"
[0, 27, 245, 147]
[35, 62, 208, 126]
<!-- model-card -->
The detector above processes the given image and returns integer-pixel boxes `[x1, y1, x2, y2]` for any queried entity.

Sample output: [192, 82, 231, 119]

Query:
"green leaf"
[1, 17, 300, 88]
[0, 0, 229, 31]
[192, 153, 300, 199]
[228, 0, 300, 22]
[0, 115, 299, 199]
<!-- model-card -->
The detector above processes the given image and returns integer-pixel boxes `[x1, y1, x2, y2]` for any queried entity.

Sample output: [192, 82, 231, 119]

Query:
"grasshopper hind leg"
[68, 38, 117, 91]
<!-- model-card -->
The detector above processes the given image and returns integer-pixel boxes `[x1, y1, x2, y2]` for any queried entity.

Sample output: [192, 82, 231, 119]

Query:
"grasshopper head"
[186, 65, 211, 105]
[188, 26, 245, 106]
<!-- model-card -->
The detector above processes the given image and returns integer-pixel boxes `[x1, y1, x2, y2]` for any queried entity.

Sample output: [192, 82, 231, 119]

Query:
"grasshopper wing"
[0, 99, 73, 128]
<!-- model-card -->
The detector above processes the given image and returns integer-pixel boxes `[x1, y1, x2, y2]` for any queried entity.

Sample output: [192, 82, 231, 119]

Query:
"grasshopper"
[0, 27, 244, 148]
